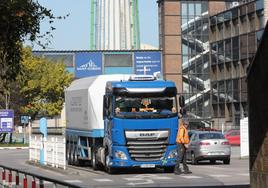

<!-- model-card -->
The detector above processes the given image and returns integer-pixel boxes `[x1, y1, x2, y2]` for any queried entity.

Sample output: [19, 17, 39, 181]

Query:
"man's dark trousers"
[174, 143, 189, 173]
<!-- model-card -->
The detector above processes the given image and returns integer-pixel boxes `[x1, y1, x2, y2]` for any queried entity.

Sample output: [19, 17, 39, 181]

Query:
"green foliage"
[0, 0, 56, 83]
[0, 0, 68, 109]
[18, 48, 73, 118]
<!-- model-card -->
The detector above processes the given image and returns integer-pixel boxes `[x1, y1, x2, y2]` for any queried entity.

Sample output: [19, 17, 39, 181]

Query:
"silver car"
[186, 131, 231, 165]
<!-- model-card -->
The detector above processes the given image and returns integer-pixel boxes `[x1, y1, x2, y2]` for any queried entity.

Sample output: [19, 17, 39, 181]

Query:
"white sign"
[240, 117, 249, 158]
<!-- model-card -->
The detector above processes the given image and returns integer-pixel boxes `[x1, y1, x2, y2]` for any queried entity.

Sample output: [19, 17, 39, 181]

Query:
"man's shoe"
[183, 170, 192, 174]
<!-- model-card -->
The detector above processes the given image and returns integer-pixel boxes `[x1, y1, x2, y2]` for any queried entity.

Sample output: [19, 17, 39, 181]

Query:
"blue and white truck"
[65, 74, 184, 173]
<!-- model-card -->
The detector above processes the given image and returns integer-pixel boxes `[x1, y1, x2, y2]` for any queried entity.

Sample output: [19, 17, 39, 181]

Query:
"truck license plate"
[141, 164, 155, 168]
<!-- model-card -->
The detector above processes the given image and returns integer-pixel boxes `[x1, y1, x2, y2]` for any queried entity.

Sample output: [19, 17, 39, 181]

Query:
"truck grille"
[125, 130, 169, 162]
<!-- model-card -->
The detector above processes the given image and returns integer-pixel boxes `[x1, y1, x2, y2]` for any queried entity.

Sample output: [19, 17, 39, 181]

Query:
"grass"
[0, 143, 29, 147]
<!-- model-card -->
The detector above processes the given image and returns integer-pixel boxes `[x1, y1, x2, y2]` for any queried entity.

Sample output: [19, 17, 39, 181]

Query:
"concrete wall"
[247, 21, 268, 188]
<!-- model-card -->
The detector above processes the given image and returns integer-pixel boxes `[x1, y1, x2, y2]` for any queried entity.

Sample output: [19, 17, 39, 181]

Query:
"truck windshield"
[114, 96, 177, 119]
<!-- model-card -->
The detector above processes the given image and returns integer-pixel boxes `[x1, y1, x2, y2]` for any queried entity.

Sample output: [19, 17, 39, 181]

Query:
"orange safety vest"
[176, 122, 190, 144]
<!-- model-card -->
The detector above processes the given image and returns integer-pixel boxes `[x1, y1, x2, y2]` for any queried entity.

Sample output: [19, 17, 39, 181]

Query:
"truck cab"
[102, 75, 179, 173]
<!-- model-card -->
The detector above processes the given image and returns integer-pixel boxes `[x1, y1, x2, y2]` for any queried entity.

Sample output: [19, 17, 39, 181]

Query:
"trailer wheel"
[91, 149, 98, 170]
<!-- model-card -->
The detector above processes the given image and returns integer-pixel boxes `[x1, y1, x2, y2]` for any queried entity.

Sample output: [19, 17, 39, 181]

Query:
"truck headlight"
[168, 149, 177, 159]
[115, 150, 127, 160]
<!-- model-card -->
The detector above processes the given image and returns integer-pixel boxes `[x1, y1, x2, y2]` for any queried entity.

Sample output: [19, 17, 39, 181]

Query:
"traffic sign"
[0, 110, 14, 133]
[21, 116, 29, 124]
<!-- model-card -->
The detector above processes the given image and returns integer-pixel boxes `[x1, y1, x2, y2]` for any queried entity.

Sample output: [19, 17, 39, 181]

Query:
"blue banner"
[0, 110, 14, 133]
[134, 52, 162, 75]
[75, 52, 102, 78]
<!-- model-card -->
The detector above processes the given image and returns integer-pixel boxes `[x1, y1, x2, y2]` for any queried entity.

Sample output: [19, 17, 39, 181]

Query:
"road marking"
[64, 180, 83, 183]
[209, 174, 231, 178]
[237, 173, 249, 176]
[124, 178, 144, 181]
[93, 178, 113, 182]
[155, 176, 173, 180]
[126, 179, 154, 186]
[180, 175, 201, 179]
[36, 181, 53, 185]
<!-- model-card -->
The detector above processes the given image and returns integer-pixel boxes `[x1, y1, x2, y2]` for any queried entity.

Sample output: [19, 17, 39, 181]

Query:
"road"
[0, 147, 249, 188]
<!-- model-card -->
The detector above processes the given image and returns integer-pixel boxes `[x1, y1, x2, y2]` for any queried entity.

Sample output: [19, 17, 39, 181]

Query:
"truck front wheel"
[105, 152, 116, 174]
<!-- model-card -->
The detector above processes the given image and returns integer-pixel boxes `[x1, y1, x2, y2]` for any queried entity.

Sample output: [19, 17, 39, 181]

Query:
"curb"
[0, 147, 29, 150]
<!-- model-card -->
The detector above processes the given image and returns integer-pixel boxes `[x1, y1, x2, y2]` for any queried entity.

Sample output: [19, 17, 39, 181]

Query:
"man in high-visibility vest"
[174, 117, 192, 175]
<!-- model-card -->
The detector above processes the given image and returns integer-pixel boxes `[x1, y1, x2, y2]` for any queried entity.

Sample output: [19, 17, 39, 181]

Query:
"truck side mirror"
[179, 95, 185, 107]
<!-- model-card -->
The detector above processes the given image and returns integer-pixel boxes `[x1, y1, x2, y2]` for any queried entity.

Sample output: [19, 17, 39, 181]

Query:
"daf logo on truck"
[139, 133, 156, 137]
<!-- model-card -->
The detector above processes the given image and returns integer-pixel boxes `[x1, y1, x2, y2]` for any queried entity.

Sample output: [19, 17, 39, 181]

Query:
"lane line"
[93, 178, 113, 182]
[209, 174, 231, 178]
[180, 175, 201, 179]
[64, 180, 83, 183]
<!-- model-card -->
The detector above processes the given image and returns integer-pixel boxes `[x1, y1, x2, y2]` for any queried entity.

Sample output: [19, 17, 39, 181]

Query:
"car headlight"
[168, 149, 177, 159]
[114, 150, 127, 160]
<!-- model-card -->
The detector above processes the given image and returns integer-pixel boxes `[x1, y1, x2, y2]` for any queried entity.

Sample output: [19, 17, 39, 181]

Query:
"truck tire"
[91, 149, 98, 170]
[105, 152, 116, 174]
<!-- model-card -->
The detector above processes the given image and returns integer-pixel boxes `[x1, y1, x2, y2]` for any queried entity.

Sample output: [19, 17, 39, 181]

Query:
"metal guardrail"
[0, 164, 83, 188]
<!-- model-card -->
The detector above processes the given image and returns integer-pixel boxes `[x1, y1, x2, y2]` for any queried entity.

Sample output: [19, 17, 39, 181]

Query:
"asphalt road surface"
[0, 147, 249, 188]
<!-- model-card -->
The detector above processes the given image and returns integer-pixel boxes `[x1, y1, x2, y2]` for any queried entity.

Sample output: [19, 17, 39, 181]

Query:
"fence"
[0, 164, 82, 188]
[29, 127, 66, 170]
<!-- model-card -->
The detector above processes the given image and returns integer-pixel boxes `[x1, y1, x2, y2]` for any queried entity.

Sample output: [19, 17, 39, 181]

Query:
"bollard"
[8, 170, 12, 184]
[23, 175, 27, 188]
[2, 169, 6, 185]
[39, 179, 44, 188]
[32, 177, 36, 188]
[16, 171, 19, 186]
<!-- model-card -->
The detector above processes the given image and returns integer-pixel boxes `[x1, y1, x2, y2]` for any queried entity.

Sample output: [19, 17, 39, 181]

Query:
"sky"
[27, 0, 159, 50]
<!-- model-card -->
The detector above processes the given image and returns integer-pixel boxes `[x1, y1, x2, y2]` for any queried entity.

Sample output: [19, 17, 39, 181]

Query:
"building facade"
[158, 0, 226, 128]
[209, 0, 267, 129]
[33, 50, 162, 78]
[158, 0, 267, 129]
[90, 0, 140, 50]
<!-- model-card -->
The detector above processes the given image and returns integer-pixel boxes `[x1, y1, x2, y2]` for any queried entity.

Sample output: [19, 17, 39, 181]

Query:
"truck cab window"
[114, 96, 177, 119]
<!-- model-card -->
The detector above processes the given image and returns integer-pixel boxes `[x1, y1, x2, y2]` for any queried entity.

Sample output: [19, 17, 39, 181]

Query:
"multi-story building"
[90, 0, 140, 50]
[158, 0, 267, 129]
[209, 0, 267, 129]
[158, 0, 226, 128]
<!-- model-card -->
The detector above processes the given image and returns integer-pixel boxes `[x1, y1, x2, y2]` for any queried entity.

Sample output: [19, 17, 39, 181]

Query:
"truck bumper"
[108, 145, 177, 168]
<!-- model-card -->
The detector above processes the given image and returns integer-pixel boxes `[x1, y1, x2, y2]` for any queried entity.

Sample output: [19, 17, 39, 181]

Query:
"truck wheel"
[91, 149, 98, 170]
[105, 153, 116, 174]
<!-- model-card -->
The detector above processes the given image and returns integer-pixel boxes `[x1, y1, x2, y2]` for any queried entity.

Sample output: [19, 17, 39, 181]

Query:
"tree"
[0, 0, 67, 109]
[18, 48, 73, 119]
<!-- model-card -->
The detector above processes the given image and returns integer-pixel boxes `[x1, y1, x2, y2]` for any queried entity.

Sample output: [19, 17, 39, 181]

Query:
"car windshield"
[199, 133, 225, 140]
[114, 96, 177, 119]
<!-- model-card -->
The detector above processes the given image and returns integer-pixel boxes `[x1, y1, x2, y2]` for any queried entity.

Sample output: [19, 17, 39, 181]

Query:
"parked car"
[224, 129, 240, 146]
[186, 131, 231, 165]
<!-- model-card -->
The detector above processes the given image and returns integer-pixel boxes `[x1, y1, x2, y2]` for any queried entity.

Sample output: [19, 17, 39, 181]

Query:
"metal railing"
[0, 164, 83, 188]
